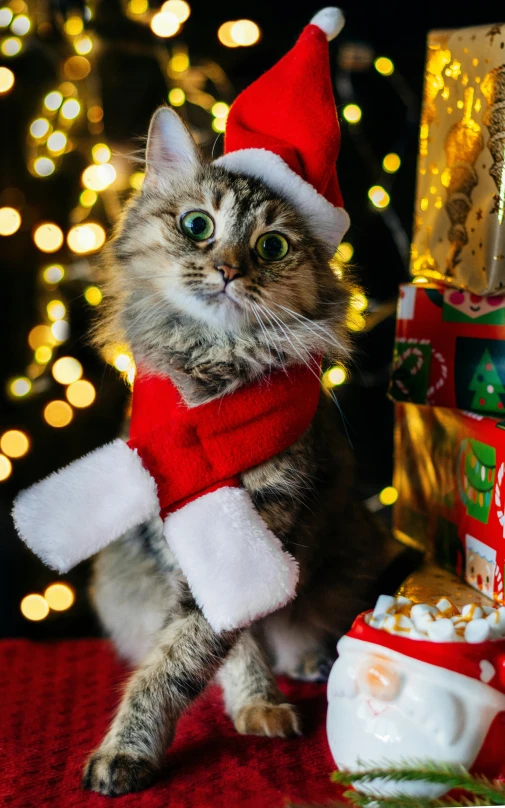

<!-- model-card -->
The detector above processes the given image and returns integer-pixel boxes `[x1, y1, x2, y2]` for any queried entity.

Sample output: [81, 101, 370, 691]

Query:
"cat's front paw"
[83, 748, 157, 796]
[234, 701, 301, 738]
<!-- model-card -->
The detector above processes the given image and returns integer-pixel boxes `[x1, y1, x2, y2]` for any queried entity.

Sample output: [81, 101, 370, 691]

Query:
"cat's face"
[112, 108, 348, 339]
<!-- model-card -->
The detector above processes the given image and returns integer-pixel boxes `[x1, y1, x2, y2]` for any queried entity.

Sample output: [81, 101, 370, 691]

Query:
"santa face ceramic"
[327, 635, 505, 799]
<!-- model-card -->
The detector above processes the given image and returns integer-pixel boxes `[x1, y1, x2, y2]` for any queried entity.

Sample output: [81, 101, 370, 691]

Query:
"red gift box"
[390, 282, 505, 416]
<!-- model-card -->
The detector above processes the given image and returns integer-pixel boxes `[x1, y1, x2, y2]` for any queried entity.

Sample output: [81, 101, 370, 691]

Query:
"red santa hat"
[349, 613, 505, 696]
[215, 8, 350, 255]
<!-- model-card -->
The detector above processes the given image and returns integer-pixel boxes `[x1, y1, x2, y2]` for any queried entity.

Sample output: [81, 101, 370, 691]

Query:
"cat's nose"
[215, 264, 241, 284]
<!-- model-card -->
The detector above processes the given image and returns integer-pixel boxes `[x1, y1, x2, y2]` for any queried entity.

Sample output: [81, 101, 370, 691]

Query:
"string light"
[44, 583, 75, 611]
[0, 207, 21, 236]
[347, 310, 367, 331]
[81, 163, 116, 191]
[151, 11, 180, 38]
[383, 153, 401, 173]
[33, 157, 55, 177]
[80, 189, 97, 207]
[9, 377, 31, 397]
[43, 400, 73, 428]
[30, 118, 50, 138]
[20, 594, 49, 621]
[0, 8, 13, 26]
[28, 325, 54, 349]
[84, 285, 102, 305]
[168, 87, 185, 106]
[128, 0, 148, 13]
[67, 222, 106, 254]
[66, 379, 96, 407]
[51, 320, 69, 343]
[0, 66, 15, 93]
[0, 454, 12, 481]
[74, 35, 93, 55]
[10, 14, 30, 35]
[343, 104, 362, 123]
[374, 56, 394, 76]
[60, 98, 80, 119]
[52, 357, 83, 385]
[44, 90, 63, 111]
[323, 365, 347, 387]
[129, 172, 145, 190]
[43, 264, 65, 284]
[351, 292, 368, 311]
[211, 101, 229, 119]
[91, 143, 111, 164]
[33, 222, 64, 252]
[170, 52, 189, 72]
[114, 353, 133, 371]
[218, 20, 260, 47]
[379, 485, 398, 506]
[64, 16, 84, 36]
[63, 55, 91, 80]
[46, 131, 67, 154]
[1, 37, 22, 56]
[35, 345, 52, 364]
[212, 117, 226, 133]
[162, 0, 191, 22]
[0, 429, 29, 458]
[338, 242, 354, 262]
[47, 300, 66, 321]
[368, 185, 390, 209]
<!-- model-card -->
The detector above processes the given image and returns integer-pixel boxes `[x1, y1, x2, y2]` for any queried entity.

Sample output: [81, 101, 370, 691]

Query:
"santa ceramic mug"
[327, 612, 505, 799]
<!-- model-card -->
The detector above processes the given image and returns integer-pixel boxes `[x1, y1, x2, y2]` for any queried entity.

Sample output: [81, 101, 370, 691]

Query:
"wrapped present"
[411, 22, 505, 295]
[393, 401, 505, 604]
[390, 282, 505, 416]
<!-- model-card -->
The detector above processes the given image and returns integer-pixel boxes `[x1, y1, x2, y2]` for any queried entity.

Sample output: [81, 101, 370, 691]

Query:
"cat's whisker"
[267, 300, 349, 357]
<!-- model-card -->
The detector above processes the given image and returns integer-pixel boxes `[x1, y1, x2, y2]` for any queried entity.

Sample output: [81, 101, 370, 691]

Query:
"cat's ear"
[144, 107, 201, 189]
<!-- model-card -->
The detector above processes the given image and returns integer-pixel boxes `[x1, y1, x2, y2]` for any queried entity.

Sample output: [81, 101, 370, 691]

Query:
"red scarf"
[128, 360, 321, 519]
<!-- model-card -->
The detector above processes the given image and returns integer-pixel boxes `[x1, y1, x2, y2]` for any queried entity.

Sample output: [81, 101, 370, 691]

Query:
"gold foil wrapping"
[412, 23, 505, 295]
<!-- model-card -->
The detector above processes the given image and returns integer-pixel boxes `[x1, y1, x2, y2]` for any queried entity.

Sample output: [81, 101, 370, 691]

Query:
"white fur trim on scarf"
[310, 8, 345, 41]
[12, 439, 160, 573]
[163, 486, 299, 633]
[214, 149, 350, 254]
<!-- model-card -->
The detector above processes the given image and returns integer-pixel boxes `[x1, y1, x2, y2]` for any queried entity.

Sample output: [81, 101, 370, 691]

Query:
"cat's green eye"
[180, 210, 215, 242]
[255, 232, 289, 261]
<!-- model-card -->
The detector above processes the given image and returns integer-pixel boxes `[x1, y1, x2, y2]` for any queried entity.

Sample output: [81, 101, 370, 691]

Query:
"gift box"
[390, 282, 505, 416]
[411, 22, 505, 295]
[393, 401, 505, 604]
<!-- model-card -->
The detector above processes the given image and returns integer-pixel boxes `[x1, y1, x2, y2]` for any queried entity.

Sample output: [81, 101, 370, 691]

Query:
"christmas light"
[34, 157, 55, 177]
[64, 16, 84, 36]
[347, 310, 366, 331]
[84, 285, 102, 305]
[52, 357, 83, 385]
[0, 66, 14, 93]
[47, 300, 66, 321]
[114, 353, 133, 371]
[170, 52, 189, 72]
[323, 365, 347, 387]
[351, 292, 368, 311]
[60, 98, 80, 119]
[379, 485, 398, 506]
[0, 429, 29, 458]
[0, 454, 12, 481]
[1, 37, 22, 56]
[74, 35, 93, 55]
[368, 185, 390, 209]
[10, 14, 30, 35]
[87, 105, 103, 123]
[81, 163, 116, 191]
[66, 379, 96, 407]
[9, 377, 31, 397]
[151, 11, 180, 38]
[383, 153, 401, 173]
[338, 242, 354, 262]
[33, 223, 64, 253]
[129, 0, 148, 13]
[67, 222, 106, 254]
[20, 594, 49, 621]
[168, 87, 185, 106]
[44, 400, 73, 428]
[0, 8, 13, 26]
[44, 90, 63, 111]
[28, 325, 54, 349]
[129, 171, 145, 190]
[162, 0, 190, 22]
[343, 104, 362, 123]
[0, 207, 21, 236]
[46, 131, 67, 154]
[218, 19, 260, 47]
[212, 117, 226, 133]
[211, 101, 229, 119]
[374, 56, 394, 76]
[35, 345, 52, 364]
[30, 118, 50, 138]
[80, 189, 97, 207]
[91, 143, 111, 164]
[51, 320, 70, 343]
[44, 583, 75, 611]
[43, 264, 65, 284]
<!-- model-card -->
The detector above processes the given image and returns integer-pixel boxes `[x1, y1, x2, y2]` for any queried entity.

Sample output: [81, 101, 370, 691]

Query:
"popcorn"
[366, 594, 505, 643]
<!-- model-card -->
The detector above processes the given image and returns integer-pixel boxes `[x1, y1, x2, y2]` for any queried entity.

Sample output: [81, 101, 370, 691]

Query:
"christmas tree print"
[469, 349, 505, 413]
[461, 438, 496, 523]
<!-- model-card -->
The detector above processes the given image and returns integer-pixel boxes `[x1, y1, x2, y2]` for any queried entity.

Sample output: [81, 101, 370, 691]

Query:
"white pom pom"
[310, 7, 345, 41]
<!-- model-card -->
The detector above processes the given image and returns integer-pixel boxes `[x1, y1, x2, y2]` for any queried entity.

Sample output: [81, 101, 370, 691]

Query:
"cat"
[83, 107, 392, 796]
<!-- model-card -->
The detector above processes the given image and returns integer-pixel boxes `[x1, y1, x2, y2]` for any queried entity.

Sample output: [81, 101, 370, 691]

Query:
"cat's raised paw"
[234, 702, 301, 738]
[83, 749, 157, 795]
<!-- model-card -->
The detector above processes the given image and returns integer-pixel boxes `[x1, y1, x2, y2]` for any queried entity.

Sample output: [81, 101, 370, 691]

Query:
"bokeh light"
[84, 285, 102, 305]
[343, 104, 362, 123]
[46, 300, 66, 321]
[168, 87, 185, 106]
[52, 357, 83, 385]
[67, 222, 106, 253]
[128, 0, 148, 13]
[0, 66, 15, 93]
[323, 365, 347, 387]
[51, 320, 70, 343]
[35, 345, 52, 364]
[11, 14, 30, 35]
[34, 157, 55, 177]
[383, 153, 401, 173]
[0, 429, 29, 458]
[30, 118, 50, 138]
[74, 35, 93, 55]
[170, 52, 189, 72]
[63, 55, 91, 80]
[80, 189, 97, 207]
[0, 454, 12, 481]
[350, 292, 368, 311]
[60, 98, 80, 120]
[379, 486, 399, 506]
[0, 207, 21, 236]
[218, 19, 260, 47]
[375, 56, 394, 76]
[20, 594, 49, 621]
[9, 377, 31, 397]
[43, 400, 73, 428]
[114, 353, 133, 371]
[44, 583, 75, 611]
[129, 171, 145, 190]
[82, 163, 116, 191]
[338, 242, 354, 262]
[47, 131, 67, 153]
[64, 16, 84, 36]
[0, 8, 13, 26]
[91, 143, 111, 164]
[368, 185, 390, 209]
[1, 37, 22, 56]
[33, 222, 64, 252]
[162, 0, 190, 22]
[43, 264, 65, 284]
[28, 325, 54, 350]
[66, 379, 96, 407]
[44, 90, 63, 111]
[151, 11, 179, 37]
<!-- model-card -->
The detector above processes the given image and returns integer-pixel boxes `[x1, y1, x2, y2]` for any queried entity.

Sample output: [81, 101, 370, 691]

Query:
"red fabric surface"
[0, 639, 347, 808]
[128, 360, 321, 517]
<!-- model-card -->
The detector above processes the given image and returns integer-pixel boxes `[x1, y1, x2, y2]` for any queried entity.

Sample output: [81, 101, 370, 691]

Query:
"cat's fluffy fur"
[84, 109, 390, 796]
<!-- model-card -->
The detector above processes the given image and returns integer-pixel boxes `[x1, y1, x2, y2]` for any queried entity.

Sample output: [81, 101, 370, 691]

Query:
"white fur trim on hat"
[310, 7, 345, 41]
[215, 149, 350, 254]
[163, 486, 299, 633]
[12, 440, 160, 573]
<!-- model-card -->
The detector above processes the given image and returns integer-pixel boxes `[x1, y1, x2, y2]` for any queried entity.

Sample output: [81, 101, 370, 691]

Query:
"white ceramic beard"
[327, 636, 505, 799]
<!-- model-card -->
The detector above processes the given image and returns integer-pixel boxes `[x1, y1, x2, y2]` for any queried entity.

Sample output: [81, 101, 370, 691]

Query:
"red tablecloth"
[0, 639, 346, 808]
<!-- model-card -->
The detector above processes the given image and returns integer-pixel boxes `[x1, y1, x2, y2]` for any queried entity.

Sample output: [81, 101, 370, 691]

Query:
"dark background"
[1, 0, 502, 638]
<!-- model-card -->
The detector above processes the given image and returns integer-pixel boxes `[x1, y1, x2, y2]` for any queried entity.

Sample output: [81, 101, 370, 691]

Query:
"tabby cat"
[83, 108, 390, 796]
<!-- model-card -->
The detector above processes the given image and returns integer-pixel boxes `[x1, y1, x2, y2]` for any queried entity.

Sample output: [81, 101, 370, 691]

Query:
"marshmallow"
[462, 604, 483, 621]
[383, 614, 414, 635]
[373, 595, 396, 618]
[426, 618, 456, 642]
[465, 618, 491, 644]
[436, 597, 459, 617]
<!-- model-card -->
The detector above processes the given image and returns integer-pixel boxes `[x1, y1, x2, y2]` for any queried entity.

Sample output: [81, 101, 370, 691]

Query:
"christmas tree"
[469, 349, 505, 413]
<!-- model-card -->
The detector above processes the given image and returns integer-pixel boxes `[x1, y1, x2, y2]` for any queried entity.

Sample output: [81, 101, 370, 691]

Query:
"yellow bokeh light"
[11, 14, 30, 35]
[60, 98, 80, 120]
[44, 400, 73, 428]
[338, 242, 354, 262]
[82, 163, 116, 191]
[47, 130, 67, 154]
[0, 453, 12, 481]
[35, 345, 52, 364]
[47, 299, 66, 321]
[379, 485, 398, 506]
[383, 153, 401, 173]
[0, 429, 29, 458]
[21, 594, 49, 621]
[129, 171, 145, 190]
[66, 379, 96, 408]
[375, 56, 394, 76]
[420, 197, 429, 211]
[129, 0, 148, 12]
[212, 117, 226, 133]
[0, 8, 13, 26]
[30, 117, 50, 138]
[0, 66, 15, 93]
[114, 353, 132, 371]
[351, 292, 368, 312]
[84, 285, 102, 305]
[9, 377, 31, 397]
[170, 52, 189, 72]
[217, 21, 238, 48]
[343, 104, 362, 124]
[151, 11, 180, 37]
[34, 157, 55, 177]
[52, 356, 83, 385]
[80, 189, 97, 207]
[230, 19, 260, 46]
[44, 90, 63, 111]
[0, 207, 21, 236]
[212, 101, 229, 119]
[67, 222, 106, 254]
[63, 55, 91, 80]
[64, 16, 84, 36]
[92, 143, 111, 164]
[1, 37, 22, 56]
[43, 264, 65, 284]
[59, 81, 77, 97]
[51, 320, 69, 343]
[168, 87, 185, 106]
[28, 324, 53, 349]
[347, 310, 367, 332]
[44, 583, 75, 611]
[368, 185, 390, 209]
[324, 365, 347, 387]
[87, 105, 103, 123]
[33, 222, 64, 253]
[162, 0, 190, 22]
[74, 35, 92, 54]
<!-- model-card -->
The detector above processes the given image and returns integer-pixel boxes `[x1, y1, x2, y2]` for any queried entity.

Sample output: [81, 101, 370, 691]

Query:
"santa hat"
[348, 613, 505, 696]
[215, 8, 350, 254]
